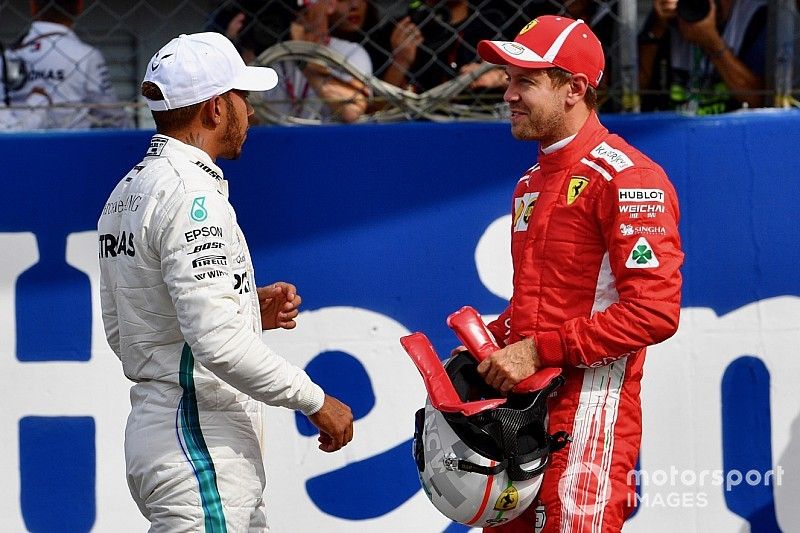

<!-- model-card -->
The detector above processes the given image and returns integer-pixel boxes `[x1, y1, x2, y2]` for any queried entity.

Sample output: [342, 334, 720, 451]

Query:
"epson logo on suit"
[618, 189, 664, 203]
[184, 226, 223, 242]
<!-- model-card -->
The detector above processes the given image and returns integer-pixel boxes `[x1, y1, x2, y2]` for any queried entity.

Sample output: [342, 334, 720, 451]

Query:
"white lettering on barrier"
[260, 307, 452, 531]
[0, 231, 148, 532]
[0, 232, 39, 532]
[627, 297, 800, 532]
[65, 232, 149, 532]
[475, 215, 513, 300]
[1, 220, 798, 533]
[474, 216, 799, 532]
[1, 231, 449, 532]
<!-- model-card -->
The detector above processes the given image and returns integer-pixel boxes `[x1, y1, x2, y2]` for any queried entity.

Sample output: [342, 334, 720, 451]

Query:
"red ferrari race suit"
[486, 113, 683, 533]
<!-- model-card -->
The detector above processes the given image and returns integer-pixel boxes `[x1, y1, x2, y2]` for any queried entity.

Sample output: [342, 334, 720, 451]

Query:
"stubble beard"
[512, 108, 563, 143]
[220, 95, 246, 160]
[511, 94, 565, 144]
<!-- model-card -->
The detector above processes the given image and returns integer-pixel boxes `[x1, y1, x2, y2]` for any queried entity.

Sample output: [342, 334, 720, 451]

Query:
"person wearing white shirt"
[3, 0, 130, 129]
[259, 0, 372, 123]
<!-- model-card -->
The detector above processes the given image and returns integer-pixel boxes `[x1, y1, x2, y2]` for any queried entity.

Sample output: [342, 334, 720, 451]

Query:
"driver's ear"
[566, 74, 589, 106]
[200, 96, 222, 128]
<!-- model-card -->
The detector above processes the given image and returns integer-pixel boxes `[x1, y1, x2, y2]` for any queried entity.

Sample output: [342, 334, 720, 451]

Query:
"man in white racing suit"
[3, 0, 129, 129]
[98, 32, 353, 531]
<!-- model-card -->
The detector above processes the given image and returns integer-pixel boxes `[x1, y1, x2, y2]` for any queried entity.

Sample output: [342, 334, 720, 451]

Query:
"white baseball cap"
[143, 32, 279, 111]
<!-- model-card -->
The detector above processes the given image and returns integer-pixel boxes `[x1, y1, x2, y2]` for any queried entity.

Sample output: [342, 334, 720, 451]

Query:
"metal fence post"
[617, 0, 640, 112]
[771, 0, 796, 107]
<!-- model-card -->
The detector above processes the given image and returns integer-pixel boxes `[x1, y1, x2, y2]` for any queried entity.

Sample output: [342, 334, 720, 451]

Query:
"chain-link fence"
[0, 0, 798, 129]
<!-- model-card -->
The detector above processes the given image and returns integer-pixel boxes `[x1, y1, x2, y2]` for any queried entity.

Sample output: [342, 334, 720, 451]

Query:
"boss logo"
[187, 241, 224, 255]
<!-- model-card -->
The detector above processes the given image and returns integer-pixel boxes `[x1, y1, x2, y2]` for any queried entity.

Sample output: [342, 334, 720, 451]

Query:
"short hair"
[141, 81, 204, 132]
[545, 68, 598, 111]
[32, 0, 82, 23]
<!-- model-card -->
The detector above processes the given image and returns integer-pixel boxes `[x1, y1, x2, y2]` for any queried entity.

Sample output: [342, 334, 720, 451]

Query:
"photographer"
[639, 0, 767, 113]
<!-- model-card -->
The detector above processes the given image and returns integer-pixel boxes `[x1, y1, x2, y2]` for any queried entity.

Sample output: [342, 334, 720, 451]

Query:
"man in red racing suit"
[475, 16, 684, 533]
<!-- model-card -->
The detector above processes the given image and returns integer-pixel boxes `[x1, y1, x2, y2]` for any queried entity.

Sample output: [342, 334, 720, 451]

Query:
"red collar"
[538, 113, 608, 175]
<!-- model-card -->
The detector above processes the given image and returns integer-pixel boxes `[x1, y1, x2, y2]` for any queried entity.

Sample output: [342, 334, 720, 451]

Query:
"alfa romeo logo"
[632, 244, 653, 264]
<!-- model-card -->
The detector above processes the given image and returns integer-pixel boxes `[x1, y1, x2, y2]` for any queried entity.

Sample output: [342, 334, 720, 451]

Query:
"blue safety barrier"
[1, 111, 797, 532]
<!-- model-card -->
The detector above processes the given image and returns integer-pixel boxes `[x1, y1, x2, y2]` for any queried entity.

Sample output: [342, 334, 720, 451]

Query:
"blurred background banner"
[1, 113, 798, 531]
[1, 0, 799, 126]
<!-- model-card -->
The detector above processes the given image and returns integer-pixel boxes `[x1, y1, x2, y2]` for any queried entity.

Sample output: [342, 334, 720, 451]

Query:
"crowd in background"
[0, 0, 784, 128]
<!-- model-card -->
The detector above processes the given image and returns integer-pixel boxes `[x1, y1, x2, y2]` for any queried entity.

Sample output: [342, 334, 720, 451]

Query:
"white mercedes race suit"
[4, 20, 129, 129]
[98, 135, 324, 532]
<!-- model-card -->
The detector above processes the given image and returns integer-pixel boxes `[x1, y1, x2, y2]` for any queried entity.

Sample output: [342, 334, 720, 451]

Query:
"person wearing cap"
[97, 31, 353, 531]
[472, 16, 684, 532]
